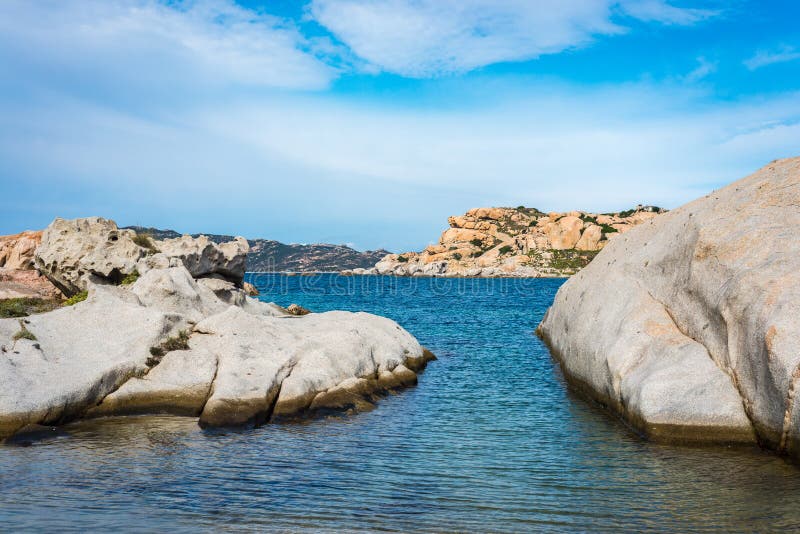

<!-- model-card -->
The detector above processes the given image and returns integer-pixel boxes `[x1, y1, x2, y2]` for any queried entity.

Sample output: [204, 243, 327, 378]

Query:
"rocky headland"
[0, 217, 433, 440]
[127, 226, 388, 273]
[363, 205, 664, 278]
[537, 157, 800, 457]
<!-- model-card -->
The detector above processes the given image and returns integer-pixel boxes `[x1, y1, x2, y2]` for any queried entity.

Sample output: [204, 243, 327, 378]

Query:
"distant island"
[124, 226, 389, 273]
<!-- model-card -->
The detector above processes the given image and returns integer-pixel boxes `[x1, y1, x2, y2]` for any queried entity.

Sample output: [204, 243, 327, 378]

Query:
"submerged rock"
[537, 157, 800, 455]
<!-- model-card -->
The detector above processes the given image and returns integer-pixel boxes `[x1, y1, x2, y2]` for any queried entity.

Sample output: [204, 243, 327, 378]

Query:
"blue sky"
[1, 0, 798, 251]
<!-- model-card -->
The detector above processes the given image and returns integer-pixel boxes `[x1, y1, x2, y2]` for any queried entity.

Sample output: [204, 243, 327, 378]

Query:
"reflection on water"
[1, 275, 799, 532]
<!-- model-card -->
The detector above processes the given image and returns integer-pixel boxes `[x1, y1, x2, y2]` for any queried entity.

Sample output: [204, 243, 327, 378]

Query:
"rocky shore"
[537, 158, 800, 456]
[0, 217, 434, 440]
[357, 205, 664, 278]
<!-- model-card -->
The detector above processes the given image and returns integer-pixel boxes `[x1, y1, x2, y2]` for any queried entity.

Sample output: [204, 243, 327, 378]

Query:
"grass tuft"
[132, 232, 159, 253]
[12, 320, 36, 342]
[120, 270, 140, 285]
[64, 291, 88, 306]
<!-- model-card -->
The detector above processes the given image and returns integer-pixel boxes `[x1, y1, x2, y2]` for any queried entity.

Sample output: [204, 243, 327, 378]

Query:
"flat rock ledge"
[0, 219, 434, 440]
[537, 157, 800, 456]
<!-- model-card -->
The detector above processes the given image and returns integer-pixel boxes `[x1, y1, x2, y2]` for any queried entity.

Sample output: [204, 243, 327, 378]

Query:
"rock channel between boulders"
[0, 217, 434, 440]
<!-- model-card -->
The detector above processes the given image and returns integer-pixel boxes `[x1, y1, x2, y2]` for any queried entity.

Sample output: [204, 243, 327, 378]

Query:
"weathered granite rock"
[155, 235, 248, 285]
[0, 231, 41, 270]
[537, 158, 800, 455]
[35, 217, 148, 296]
[0, 231, 62, 299]
[0, 284, 182, 437]
[0, 261, 434, 439]
[35, 217, 250, 296]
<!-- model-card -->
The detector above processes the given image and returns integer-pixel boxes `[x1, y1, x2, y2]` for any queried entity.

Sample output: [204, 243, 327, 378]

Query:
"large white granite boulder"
[537, 157, 800, 455]
[0, 262, 434, 438]
[34, 217, 146, 296]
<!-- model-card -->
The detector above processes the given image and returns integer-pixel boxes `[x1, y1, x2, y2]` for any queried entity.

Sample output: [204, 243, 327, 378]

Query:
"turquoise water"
[2, 274, 800, 532]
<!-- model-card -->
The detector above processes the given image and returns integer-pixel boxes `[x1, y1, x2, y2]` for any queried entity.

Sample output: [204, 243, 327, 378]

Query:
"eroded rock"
[2, 239, 434, 438]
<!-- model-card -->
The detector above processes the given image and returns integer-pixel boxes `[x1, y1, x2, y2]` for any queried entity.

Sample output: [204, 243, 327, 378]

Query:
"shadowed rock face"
[537, 157, 800, 456]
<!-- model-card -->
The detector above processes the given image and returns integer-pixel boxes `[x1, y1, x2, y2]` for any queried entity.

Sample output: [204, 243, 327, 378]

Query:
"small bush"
[579, 214, 598, 225]
[147, 330, 191, 366]
[516, 205, 525, 210]
[0, 298, 60, 318]
[618, 209, 636, 218]
[12, 320, 36, 342]
[451, 253, 462, 260]
[469, 238, 484, 248]
[599, 223, 618, 234]
[499, 245, 513, 255]
[396, 255, 409, 263]
[120, 270, 140, 285]
[64, 291, 88, 306]
[132, 232, 159, 252]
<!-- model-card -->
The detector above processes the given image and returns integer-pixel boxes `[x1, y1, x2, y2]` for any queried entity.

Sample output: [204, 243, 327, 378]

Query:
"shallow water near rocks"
[1, 274, 799, 532]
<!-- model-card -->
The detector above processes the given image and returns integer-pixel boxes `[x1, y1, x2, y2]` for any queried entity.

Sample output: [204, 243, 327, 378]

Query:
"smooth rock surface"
[538, 157, 800, 453]
[1, 258, 433, 438]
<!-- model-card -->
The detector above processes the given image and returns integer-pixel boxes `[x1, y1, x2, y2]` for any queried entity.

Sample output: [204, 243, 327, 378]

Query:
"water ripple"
[1, 275, 800, 532]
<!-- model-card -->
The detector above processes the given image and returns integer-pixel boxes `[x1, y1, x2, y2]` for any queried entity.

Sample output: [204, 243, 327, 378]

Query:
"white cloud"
[309, 0, 717, 77]
[618, 0, 716, 25]
[3, 81, 798, 250]
[744, 45, 800, 71]
[682, 56, 717, 83]
[0, 0, 335, 92]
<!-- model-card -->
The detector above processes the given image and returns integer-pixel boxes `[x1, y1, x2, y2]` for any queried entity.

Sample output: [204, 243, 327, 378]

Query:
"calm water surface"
[1, 275, 799, 532]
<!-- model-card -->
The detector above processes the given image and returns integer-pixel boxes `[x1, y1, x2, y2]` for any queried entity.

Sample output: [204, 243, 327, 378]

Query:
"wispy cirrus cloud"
[0, 0, 336, 93]
[744, 45, 800, 71]
[308, 0, 719, 77]
[618, 0, 717, 25]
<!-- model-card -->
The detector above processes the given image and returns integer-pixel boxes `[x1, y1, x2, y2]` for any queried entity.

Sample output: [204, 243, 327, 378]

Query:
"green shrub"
[64, 291, 88, 306]
[0, 298, 60, 318]
[599, 223, 618, 234]
[451, 253, 462, 260]
[516, 205, 525, 210]
[499, 245, 513, 255]
[120, 270, 140, 285]
[469, 238, 484, 248]
[148, 330, 191, 366]
[396, 255, 409, 263]
[547, 249, 600, 272]
[579, 214, 598, 225]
